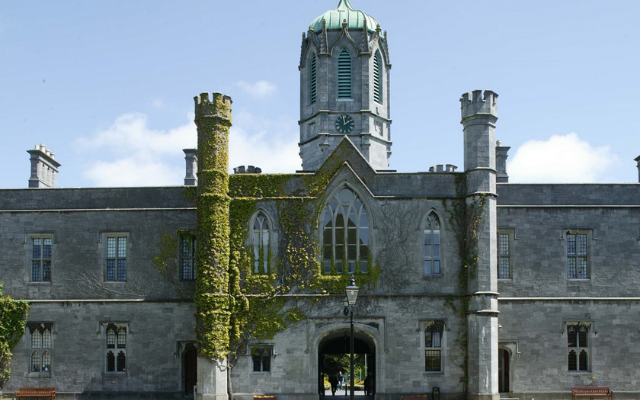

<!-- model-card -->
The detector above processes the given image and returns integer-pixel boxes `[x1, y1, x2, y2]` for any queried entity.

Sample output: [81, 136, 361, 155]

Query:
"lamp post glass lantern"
[345, 277, 359, 400]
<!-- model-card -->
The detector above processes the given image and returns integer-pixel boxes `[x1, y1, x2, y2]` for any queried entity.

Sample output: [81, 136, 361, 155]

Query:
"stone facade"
[1, 2, 639, 400]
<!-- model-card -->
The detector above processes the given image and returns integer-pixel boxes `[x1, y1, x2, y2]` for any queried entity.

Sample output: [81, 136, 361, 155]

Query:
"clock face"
[335, 114, 355, 134]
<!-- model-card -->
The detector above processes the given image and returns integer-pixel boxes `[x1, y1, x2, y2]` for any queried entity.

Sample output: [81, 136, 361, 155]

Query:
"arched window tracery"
[321, 187, 369, 274]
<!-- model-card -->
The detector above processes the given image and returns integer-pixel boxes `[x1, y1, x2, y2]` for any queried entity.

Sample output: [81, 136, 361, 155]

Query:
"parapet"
[194, 92, 233, 124]
[460, 90, 498, 120]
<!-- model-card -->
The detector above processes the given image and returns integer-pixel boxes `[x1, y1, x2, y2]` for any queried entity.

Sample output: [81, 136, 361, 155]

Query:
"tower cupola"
[298, 0, 392, 171]
[309, 0, 382, 36]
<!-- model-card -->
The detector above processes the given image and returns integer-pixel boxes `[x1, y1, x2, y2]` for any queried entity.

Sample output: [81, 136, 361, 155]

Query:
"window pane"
[433, 260, 441, 274]
[42, 351, 51, 372]
[42, 238, 52, 258]
[32, 330, 42, 349]
[32, 261, 41, 282]
[578, 328, 588, 347]
[425, 350, 441, 372]
[424, 260, 432, 275]
[107, 351, 115, 372]
[107, 237, 116, 258]
[31, 351, 40, 372]
[567, 234, 576, 255]
[42, 328, 51, 348]
[568, 350, 577, 371]
[567, 258, 576, 279]
[577, 258, 587, 279]
[117, 351, 126, 372]
[577, 234, 587, 256]
[579, 350, 588, 371]
[252, 356, 261, 372]
[107, 328, 116, 348]
[107, 260, 116, 281]
[117, 237, 127, 257]
[117, 328, 126, 348]
[33, 238, 42, 258]
[43, 261, 52, 282]
[117, 260, 126, 281]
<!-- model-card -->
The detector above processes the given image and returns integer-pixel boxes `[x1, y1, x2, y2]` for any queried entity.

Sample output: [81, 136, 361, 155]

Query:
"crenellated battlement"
[194, 92, 233, 124]
[460, 89, 498, 120]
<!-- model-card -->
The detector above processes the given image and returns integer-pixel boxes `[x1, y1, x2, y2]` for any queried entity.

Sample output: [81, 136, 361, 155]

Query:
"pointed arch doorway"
[318, 333, 376, 398]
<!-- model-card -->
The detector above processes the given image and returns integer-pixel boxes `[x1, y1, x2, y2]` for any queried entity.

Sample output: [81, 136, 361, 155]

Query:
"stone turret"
[460, 90, 500, 400]
[27, 144, 61, 188]
[193, 92, 232, 400]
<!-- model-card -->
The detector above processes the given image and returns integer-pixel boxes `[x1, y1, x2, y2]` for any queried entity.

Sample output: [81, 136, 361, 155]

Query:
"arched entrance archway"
[318, 332, 376, 397]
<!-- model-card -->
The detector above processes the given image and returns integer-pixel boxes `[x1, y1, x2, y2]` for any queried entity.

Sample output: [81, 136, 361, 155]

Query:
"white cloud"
[73, 109, 300, 187]
[74, 113, 196, 187]
[229, 110, 301, 173]
[236, 80, 277, 99]
[508, 133, 620, 183]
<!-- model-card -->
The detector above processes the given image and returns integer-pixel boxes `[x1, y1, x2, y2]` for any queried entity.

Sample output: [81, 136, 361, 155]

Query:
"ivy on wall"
[0, 282, 29, 389]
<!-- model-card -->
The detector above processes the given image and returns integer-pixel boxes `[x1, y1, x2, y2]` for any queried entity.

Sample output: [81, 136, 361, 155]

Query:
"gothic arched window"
[310, 53, 317, 104]
[252, 212, 270, 274]
[424, 212, 441, 275]
[322, 187, 369, 274]
[337, 48, 352, 99]
[373, 51, 382, 104]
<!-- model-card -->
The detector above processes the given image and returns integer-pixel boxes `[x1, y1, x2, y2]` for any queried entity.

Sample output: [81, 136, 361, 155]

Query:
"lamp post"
[344, 277, 359, 400]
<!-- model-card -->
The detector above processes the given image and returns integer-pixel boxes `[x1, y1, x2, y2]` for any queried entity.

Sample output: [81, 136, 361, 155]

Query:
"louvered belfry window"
[373, 51, 382, 103]
[338, 49, 352, 98]
[310, 54, 317, 104]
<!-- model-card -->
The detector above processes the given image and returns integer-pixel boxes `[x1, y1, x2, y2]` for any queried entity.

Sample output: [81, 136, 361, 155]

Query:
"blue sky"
[1, 0, 639, 188]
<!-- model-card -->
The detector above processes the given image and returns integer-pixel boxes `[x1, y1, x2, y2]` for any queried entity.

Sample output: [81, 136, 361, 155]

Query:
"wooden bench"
[15, 387, 56, 400]
[402, 395, 429, 400]
[572, 386, 612, 400]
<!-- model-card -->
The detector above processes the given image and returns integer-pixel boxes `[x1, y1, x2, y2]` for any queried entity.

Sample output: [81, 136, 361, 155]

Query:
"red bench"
[572, 386, 612, 400]
[15, 387, 56, 400]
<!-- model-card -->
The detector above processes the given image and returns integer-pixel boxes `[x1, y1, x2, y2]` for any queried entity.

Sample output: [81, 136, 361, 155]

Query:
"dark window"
[106, 236, 127, 282]
[252, 212, 270, 274]
[424, 213, 441, 275]
[28, 323, 53, 373]
[251, 346, 272, 372]
[498, 233, 511, 279]
[31, 237, 52, 282]
[106, 324, 127, 372]
[424, 321, 444, 372]
[567, 323, 589, 371]
[181, 234, 197, 280]
[567, 232, 588, 279]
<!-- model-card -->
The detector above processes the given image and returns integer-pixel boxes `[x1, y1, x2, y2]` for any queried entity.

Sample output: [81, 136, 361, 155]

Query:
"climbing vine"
[0, 282, 29, 389]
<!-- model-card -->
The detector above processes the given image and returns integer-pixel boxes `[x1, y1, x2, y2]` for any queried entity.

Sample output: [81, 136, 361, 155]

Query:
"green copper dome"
[310, 0, 381, 34]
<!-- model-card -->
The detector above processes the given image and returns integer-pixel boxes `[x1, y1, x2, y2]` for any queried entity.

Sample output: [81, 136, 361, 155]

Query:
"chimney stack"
[27, 144, 61, 188]
[496, 140, 510, 183]
[183, 148, 198, 186]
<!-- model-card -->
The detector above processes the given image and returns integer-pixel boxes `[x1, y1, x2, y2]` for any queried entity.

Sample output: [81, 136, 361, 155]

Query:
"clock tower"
[299, 0, 392, 171]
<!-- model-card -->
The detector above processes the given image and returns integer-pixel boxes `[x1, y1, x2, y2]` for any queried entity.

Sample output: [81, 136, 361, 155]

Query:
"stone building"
[1, 1, 639, 400]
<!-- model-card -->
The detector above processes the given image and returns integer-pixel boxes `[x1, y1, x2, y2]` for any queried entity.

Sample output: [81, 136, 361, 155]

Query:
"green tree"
[0, 283, 29, 389]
